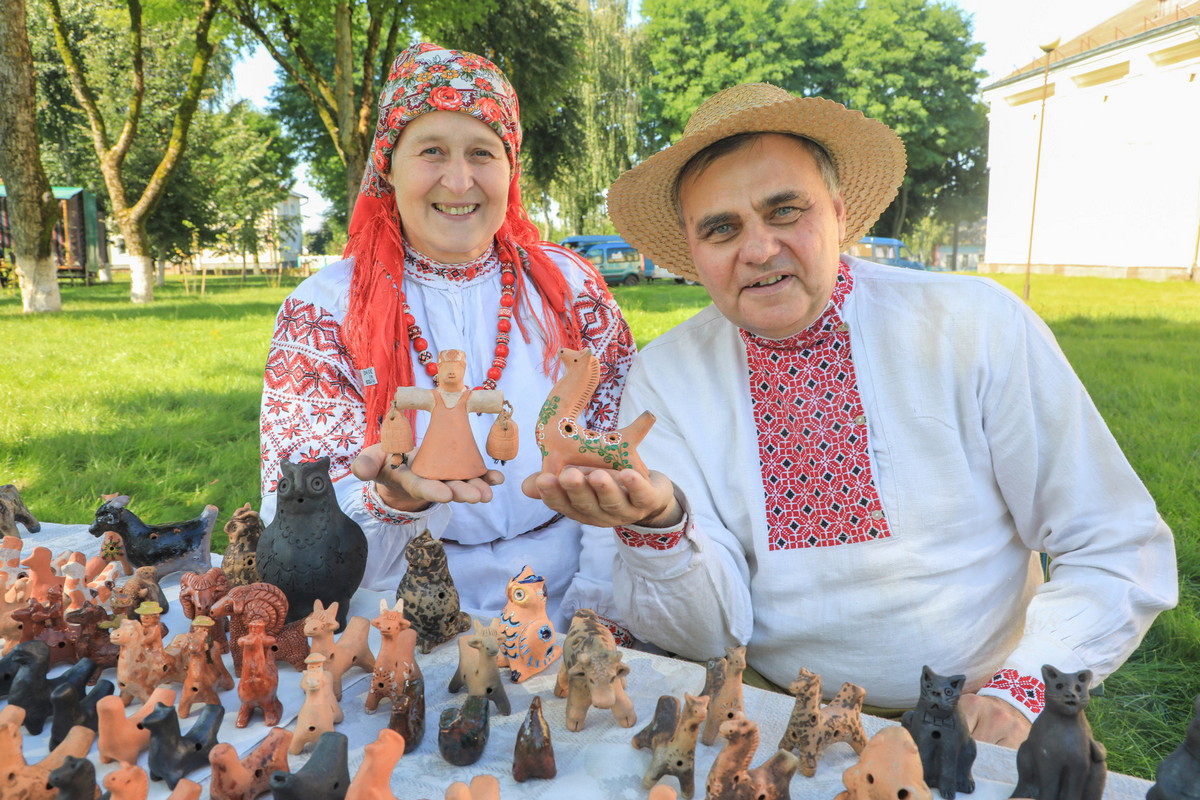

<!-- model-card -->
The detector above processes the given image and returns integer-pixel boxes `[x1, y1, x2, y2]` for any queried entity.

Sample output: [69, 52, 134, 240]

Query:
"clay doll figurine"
[705, 710, 801, 800]
[48, 678, 115, 748]
[366, 597, 421, 714]
[555, 607, 635, 731]
[1011, 665, 1107, 800]
[387, 676, 426, 754]
[291, 652, 344, 755]
[632, 693, 709, 799]
[96, 686, 178, 764]
[221, 503, 264, 587]
[87, 496, 216, 576]
[448, 618, 509, 715]
[700, 645, 747, 747]
[346, 728, 406, 800]
[7, 641, 96, 734]
[209, 728, 293, 800]
[304, 599, 375, 699]
[140, 701, 225, 789]
[512, 696, 556, 782]
[178, 616, 235, 718]
[533, 346, 655, 476]
[900, 666, 976, 798]
[236, 618, 283, 727]
[0, 484, 40, 538]
[210, 582, 310, 676]
[99, 531, 135, 577]
[47, 755, 100, 800]
[1148, 693, 1200, 800]
[439, 693, 491, 767]
[836, 726, 932, 800]
[779, 666, 868, 779]
[256, 457, 368, 628]
[445, 775, 501, 800]
[179, 567, 231, 651]
[385, 349, 514, 479]
[497, 565, 559, 683]
[271, 732, 350, 800]
[394, 530, 471, 653]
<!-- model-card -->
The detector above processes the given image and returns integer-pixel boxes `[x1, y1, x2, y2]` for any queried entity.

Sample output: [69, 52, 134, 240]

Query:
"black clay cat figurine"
[256, 457, 368, 628]
[395, 530, 471, 653]
[1010, 665, 1106, 800]
[1147, 693, 1200, 800]
[901, 666, 975, 799]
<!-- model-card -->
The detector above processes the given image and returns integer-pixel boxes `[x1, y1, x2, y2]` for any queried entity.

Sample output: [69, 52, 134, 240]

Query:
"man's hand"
[522, 466, 683, 529]
[959, 693, 1032, 748]
[351, 443, 504, 510]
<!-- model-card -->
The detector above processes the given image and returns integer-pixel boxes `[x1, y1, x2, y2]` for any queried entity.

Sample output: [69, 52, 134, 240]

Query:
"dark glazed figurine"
[439, 694, 491, 767]
[900, 666, 976, 798]
[270, 731, 350, 800]
[705, 710, 800, 800]
[221, 503, 264, 587]
[140, 701, 225, 789]
[121, 565, 170, 616]
[256, 458, 368, 628]
[0, 484, 40, 539]
[87, 496, 216, 576]
[47, 754, 100, 800]
[64, 601, 120, 675]
[632, 693, 709, 799]
[779, 666, 868, 778]
[7, 642, 96, 735]
[1148, 694, 1200, 800]
[1011, 665, 1106, 800]
[387, 676, 425, 754]
[513, 696, 556, 782]
[49, 679, 115, 748]
[394, 531, 471, 653]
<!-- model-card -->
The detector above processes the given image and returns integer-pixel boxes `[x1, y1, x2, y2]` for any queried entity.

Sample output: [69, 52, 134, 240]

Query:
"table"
[7, 523, 1157, 799]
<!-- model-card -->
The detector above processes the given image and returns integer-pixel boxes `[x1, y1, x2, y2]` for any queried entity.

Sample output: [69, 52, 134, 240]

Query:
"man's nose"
[740, 221, 783, 265]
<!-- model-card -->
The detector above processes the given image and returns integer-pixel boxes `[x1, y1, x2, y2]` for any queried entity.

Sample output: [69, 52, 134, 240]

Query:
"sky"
[228, 0, 1140, 233]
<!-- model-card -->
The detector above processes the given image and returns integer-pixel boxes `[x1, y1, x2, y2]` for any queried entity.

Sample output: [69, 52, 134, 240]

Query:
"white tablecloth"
[7, 523, 1156, 799]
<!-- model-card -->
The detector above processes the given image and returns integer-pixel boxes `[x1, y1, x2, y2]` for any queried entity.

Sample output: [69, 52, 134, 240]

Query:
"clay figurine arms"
[522, 465, 684, 530]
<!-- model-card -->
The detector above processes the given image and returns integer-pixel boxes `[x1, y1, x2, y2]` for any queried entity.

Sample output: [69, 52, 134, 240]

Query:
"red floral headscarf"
[343, 43, 586, 446]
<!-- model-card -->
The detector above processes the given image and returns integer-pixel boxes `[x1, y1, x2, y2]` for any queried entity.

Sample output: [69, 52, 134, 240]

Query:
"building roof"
[0, 185, 87, 200]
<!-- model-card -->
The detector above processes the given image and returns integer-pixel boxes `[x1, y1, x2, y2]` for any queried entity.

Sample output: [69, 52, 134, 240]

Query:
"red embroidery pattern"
[983, 668, 1045, 714]
[745, 265, 890, 551]
[595, 613, 635, 648]
[361, 484, 421, 525]
[571, 272, 635, 430]
[615, 526, 684, 550]
[404, 243, 498, 283]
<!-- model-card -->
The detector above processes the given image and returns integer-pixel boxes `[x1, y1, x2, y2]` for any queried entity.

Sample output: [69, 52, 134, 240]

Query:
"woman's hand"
[959, 693, 1033, 748]
[352, 443, 504, 510]
[522, 465, 683, 529]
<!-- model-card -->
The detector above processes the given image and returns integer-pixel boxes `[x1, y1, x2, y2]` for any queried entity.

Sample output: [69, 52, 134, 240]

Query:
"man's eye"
[773, 206, 800, 218]
[709, 223, 732, 237]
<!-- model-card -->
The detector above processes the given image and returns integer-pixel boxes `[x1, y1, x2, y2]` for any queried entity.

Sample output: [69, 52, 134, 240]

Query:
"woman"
[259, 43, 636, 632]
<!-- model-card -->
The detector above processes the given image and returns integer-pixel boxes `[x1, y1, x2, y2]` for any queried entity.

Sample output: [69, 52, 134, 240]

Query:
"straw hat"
[607, 83, 907, 282]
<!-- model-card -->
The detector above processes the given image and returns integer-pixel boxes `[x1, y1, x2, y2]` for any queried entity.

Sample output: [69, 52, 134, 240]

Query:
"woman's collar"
[403, 241, 501, 287]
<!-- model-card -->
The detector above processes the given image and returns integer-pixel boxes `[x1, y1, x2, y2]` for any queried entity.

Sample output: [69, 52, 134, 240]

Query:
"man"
[524, 83, 1177, 746]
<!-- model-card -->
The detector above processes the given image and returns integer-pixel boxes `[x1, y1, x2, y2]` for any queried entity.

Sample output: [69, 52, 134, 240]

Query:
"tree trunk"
[950, 221, 960, 272]
[889, 183, 909, 239]
[96, 262, 112, 283]
[0, 0, 62, 313]
[345, 150, 365, 221]
[114, 214, 155, 303]
[155, 257, 165, 286]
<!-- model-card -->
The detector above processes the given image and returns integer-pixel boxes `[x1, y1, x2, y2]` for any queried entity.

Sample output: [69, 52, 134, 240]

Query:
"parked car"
[559, 235, 656, 286]
[847, 236, 927, 270]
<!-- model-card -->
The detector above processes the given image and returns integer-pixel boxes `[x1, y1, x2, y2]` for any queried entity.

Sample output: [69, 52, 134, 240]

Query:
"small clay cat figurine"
[257, 458, 368, 627]
[901, 666, 975, 799]
[1147, 693, 1200, 800]
[1010, 665, 1106, 800]
[395, 531, 470, 653]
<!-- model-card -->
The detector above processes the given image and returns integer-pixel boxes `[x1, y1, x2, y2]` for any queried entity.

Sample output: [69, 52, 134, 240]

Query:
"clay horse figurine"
[1011, 665, 1106, 800]
[901, 666, 975, 799]
[87, 495, 216, 576]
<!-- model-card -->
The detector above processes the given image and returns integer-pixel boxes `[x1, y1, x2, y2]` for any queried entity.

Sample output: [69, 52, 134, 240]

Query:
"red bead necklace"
[400, 259, 517, 390]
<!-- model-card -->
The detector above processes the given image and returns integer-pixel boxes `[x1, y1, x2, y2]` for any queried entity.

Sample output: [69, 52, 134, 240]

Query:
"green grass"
[2, 269, 1199, 778]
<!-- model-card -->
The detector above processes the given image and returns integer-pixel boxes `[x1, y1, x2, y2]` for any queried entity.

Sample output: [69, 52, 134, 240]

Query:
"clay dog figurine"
[1148, 693, 1200, 800]
[779, 666, 868, 778]
[555, 607, 635, 731]
[87, 495, 216, 576]
[0, 484, 40, 538]
[497, 565, 559, 683]
[221, 503, 264, 587]
[513, 695, 556, 782]
[140, 701, 225, 789]
[448, 618, 509, 715]
[901, 666, 976, 798]
[1011, 665, 1106, 800]
[706, 710, 800, 800]
[209, 728, 293, 800]
[394, 530, 471, 653]
[304, 599, 375, 699]
[836, 726, 932, 800]
[632, 693, 709, 799]
[270, 731, 350, 800]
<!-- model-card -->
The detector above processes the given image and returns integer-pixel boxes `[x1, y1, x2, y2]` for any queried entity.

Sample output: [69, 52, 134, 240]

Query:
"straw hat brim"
[607, 86, 906, 282]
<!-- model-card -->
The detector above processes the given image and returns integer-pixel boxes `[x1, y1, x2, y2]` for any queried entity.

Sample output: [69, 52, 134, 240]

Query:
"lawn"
[2, 268, 1198, 778]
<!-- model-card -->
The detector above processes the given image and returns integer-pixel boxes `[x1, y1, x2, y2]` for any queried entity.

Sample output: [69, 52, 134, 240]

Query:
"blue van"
[560, 235, 655, 286]
[847, 237, 927, 270]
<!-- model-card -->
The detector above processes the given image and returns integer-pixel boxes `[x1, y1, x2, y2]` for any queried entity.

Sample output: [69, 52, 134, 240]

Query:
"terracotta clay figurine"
[346, 728, 406, 800]
[533, 346, 655, 476]
[700, 645, 747, 747]
[512, 695, 556, 782]
[385, 349, 514, 480]
[221, 503, 264, 587]
[394, 530, 471, 653]
[779, 666, 867, 778]
[366, 598, 421, 714]
[305, 599, 375, 699]
[497, 565, 559, 683]
[122, 565, 170, 615]
[444, 775, 501, 800]
[705, 710, 800, 800]
[270, 731, 350, 800]
[448, 618, 509, 715]
[210, 582, 310, 676]
[290, 652, 344, 755]
[19, 545, 63, 602]
[555, 607, 635, 731]
[632, 693, 710, 799]
[256, 457, 368, 628]
[1148, 693, 1200, 800]
[49, 678, 115, 748]
[103, 762, 150, 800]
[387, 675, 426, 754]
[0, 484, 40, 538]
[12, 586, 77, 667]
[61, 561, 91, 613]
[179, 566, 231, 652]
[110, 614, 179, 705]
[47, 754, 100, 800]
[87, 496, 216, 576]
[96, 686, 178, 763]
[209, 727, 293, 800]
[64, 601, 121, 675]
[1, 533, 26, 579]
[178, 616, 235, 718]
[648, 787, 680, 800]
[0, 712, 96, 800]
[7, 641, 96, 734]
[86, 562, 122, 609]
[236, 618, 283, 727]
[1011, 665, 1106, 800]
[99, 531, 135, 577]
[900, 666, 976, 798]
[835, 726, 932, 800]
[0, 572, 31, 654]
[439, 693, 490, 767]
[141, 701, 225, 789]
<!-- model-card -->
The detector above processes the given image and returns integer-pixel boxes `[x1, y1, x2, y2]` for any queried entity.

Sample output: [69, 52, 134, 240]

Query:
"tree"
[45, 0, 222, 302]
[0, 0, 61, 312]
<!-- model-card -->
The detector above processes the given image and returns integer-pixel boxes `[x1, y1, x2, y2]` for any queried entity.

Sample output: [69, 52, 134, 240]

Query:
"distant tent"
[0, 185, 110, 282]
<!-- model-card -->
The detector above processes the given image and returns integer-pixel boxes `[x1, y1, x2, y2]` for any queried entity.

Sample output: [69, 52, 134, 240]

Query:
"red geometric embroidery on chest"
[983, 668, 1045, 714]
[574, 278, 635, 429]
[746, 270, 891, 551]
